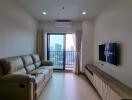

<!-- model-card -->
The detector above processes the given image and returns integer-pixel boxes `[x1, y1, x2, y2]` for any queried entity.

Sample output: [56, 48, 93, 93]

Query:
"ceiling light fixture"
[82, 11, 86, 15]
[42, 12, 47, 15]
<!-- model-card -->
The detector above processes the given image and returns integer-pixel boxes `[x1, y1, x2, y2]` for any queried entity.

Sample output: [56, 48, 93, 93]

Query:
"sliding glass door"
[47, 33, 65, 70]
[47, 33, 76, 70]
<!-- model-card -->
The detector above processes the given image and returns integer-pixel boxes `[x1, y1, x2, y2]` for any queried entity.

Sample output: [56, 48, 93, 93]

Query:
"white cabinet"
[109, 89, 121, 100]
[84, 65, 132, 100]
[93, 74, 121, 100]
[84, 68, 93, 83]
[102, 81, 109, 100]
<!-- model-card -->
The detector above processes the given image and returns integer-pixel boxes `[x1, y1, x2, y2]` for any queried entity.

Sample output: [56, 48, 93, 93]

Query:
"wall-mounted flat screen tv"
[99, 43, 118, 65]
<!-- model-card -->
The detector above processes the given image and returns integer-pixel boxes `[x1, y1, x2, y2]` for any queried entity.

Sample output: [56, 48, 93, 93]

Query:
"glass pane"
[48, 34, 64, 70]
[65, 34, 76, 70]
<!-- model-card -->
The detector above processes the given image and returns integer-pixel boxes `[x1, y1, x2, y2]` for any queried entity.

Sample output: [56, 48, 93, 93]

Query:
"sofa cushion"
[31, 54, 41, 68]
[30, 68, 49, 75]
[0, 57, 26, 74]
[32, 54, 41, 62]
[22, 55, 34, 66]
[38, 66, 53, 71]
[30, 74, 45, 89]
[22, 55, 35, 73]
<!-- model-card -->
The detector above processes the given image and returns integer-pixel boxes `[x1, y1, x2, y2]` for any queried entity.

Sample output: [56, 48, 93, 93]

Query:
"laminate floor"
[38, 72, 101, 100]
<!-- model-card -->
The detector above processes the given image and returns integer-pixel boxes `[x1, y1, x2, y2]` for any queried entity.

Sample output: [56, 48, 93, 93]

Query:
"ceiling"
[17, 0, 108, 21]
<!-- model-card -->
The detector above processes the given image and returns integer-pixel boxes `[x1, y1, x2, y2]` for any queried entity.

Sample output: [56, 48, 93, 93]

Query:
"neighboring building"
[55, 44, 62, 51]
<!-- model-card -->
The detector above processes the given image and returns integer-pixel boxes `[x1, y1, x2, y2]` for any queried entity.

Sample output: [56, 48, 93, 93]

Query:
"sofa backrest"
[0, 57, 26, 75]
[22, 55, 36, 73]
[31, 54, 41, 68]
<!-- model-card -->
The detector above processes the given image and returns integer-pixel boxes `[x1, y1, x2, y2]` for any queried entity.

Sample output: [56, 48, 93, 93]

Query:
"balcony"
[48, 51, 76, 70]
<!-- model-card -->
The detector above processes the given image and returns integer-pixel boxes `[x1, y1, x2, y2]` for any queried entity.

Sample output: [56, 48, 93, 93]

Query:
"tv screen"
[99, 43, 118, 65]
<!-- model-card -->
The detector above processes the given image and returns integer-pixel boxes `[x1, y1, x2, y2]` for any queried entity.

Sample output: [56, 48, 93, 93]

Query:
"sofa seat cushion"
[38, 66, 53, 72]
[31, 74, 45, 89]
[30, 68, 49, 75]
[13, 68, 27, 75]
[25, 65, 36, 73]
[38, 66, 53, 69]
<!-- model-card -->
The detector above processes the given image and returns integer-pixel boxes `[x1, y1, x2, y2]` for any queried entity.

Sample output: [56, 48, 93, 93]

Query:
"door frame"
[47, 33, 66, 70]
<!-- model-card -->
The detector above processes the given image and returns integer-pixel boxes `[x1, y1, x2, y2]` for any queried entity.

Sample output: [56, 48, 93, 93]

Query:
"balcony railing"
[48, 51, 76, 68]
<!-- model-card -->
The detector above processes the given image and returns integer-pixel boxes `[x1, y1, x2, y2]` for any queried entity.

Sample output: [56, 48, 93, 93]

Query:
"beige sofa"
[0, 54, 53, 100]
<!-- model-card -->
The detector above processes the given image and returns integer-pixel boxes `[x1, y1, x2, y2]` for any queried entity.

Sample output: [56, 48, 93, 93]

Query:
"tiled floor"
[38, 72, 101, 100]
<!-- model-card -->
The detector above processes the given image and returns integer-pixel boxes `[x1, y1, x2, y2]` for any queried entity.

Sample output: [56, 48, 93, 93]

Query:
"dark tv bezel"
[99, 43, 118, 66]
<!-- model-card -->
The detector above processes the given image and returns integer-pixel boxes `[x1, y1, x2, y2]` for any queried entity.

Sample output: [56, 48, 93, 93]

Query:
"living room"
[0, 0, 132, 100]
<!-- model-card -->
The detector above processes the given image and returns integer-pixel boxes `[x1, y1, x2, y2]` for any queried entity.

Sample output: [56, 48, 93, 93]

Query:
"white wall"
[94, 0, 132, 88]
[0, 0, 38, 58]
[39, 20, 95, 72]
[81, 20, 94, 72]
[39, 21, 82, 33]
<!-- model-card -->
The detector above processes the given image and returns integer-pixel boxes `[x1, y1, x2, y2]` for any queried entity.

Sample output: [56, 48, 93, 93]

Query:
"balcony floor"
[53, 65, 75, 70]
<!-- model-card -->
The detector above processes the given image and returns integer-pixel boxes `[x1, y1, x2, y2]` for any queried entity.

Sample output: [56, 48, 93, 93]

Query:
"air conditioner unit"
[54, 20, 72, 28]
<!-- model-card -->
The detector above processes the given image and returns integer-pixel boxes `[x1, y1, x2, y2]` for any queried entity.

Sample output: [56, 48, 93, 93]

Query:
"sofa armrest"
[0, 74, 36, 100]
[41, 60, 53, 66]
[0, 74, 35, 82]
